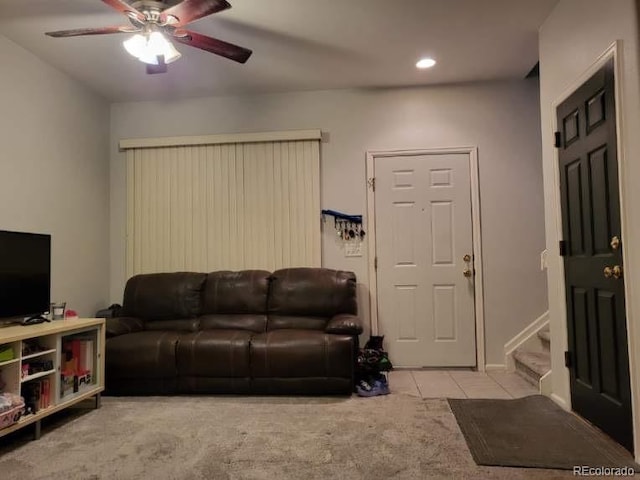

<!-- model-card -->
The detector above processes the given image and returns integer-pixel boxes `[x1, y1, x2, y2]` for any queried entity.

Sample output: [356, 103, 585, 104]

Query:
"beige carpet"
[0, 394, 583, 479]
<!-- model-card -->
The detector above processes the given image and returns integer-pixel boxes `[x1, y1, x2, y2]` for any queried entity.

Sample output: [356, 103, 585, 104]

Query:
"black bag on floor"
[357, 335, 393, 376]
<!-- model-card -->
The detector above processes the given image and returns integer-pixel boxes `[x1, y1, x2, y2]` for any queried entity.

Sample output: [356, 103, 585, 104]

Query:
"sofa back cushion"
[201, 270, 270, 314]
[122, 272, 206, 320]
[267, 268, 357, 330]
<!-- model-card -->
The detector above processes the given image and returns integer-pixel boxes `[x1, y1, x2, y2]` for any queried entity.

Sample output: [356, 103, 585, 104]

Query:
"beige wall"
[539, 0, 640, 458]
[110, 80, 547, 366]
[0, 35, 110, 317]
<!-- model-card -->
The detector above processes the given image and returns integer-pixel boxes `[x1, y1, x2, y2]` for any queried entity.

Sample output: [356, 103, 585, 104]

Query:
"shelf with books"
[21, 375, 53, 414]
[0, 318, 105, 440]
[60, 331, 96, 400]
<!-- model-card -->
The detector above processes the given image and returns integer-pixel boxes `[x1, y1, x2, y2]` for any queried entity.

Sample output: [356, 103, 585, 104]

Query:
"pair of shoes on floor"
[356, 375, 390, 397]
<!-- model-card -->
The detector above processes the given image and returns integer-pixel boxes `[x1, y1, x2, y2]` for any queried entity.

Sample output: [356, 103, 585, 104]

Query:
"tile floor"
[388, 369, 539, 399]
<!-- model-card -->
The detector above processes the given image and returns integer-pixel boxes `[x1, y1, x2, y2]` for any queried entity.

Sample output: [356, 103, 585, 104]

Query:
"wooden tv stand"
[0, 318, 105, 440]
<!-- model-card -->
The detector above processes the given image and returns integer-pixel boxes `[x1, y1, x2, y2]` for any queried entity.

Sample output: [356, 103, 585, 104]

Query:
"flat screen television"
[0, 230, 51, 322]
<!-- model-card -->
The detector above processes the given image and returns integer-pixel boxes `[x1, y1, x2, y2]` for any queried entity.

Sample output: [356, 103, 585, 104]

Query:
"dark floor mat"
[448, 395, 638, 470]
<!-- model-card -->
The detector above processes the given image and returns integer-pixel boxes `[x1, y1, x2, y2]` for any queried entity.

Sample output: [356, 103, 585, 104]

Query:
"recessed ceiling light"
[416, 58, 436, 69]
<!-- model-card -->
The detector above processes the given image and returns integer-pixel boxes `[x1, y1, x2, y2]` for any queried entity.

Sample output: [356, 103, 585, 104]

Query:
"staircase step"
[513, 349, 551, 379]
[538, 328, 551, 346]
[515, 366, 539, 387]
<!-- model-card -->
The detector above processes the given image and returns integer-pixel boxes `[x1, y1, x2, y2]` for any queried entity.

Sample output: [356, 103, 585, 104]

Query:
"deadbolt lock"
[613, 265, 623, 279]
[610, 236, 621, 250]
[463, 254, 471, 262]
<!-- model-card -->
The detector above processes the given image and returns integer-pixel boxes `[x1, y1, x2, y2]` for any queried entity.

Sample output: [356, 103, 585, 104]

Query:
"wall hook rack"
[321, 210, 365, 240]
[321, 209, 362, 224]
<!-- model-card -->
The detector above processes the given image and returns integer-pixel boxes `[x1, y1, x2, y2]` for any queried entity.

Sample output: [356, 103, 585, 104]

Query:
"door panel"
[565, 160, 585, 256]
[571, 287, 591, 386]
[434, 285, 456, 340]
[558, 58, 633, 451]
[375, 153, 475, 367]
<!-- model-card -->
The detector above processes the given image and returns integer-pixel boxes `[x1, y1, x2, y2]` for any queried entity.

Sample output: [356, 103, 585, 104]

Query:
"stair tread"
[513, 349, 551, 377]
[538, 329, 551, 344]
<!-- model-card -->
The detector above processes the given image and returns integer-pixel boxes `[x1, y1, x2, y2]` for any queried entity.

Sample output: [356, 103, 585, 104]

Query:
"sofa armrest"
[325, 314, 363, 335]
[105, 317, 145, 338]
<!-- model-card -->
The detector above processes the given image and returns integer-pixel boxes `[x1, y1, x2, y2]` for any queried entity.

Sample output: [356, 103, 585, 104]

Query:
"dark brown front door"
[557, 58, 633, 451]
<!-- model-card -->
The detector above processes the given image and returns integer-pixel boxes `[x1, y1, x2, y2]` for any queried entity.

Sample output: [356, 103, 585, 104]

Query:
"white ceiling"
[0, 0, 558, 102]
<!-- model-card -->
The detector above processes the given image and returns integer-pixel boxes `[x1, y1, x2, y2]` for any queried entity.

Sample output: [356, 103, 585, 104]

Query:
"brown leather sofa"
[105, 268, 362, 395]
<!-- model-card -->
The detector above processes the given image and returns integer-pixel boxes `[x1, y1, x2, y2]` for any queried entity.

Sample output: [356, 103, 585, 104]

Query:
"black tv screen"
[0, 230, 51, 320]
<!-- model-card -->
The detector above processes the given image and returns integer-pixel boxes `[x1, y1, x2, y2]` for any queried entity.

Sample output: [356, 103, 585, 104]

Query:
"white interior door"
[375, 152, 476, 367]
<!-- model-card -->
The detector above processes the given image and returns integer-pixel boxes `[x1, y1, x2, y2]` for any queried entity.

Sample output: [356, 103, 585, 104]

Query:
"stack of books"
[60, 337, 94, 397]
[21, 378, 51, 414]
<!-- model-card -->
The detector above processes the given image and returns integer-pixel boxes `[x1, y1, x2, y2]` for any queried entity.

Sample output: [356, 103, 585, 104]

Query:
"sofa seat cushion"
[106, 331, 181, 379]
[251, 330, 353, 379]
[266, 315, 327, 331]
[176, 330, 252, 378]
[199, 314, 266, 333]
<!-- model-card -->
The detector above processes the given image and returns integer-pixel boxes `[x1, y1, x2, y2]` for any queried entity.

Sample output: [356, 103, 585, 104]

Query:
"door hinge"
[554, 131, 562, 148]
[564, 350, 572, 368]
[374, 257, 378, 270]
[559, 240, 568, 257]
[368, 177, 376, 192]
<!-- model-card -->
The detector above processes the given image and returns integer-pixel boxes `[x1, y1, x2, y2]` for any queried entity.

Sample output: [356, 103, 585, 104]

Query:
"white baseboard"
[484, 364, 507, 372]
[550, 393, 570, 411]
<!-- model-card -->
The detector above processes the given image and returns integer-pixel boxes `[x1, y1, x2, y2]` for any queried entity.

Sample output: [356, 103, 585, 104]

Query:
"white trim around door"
[365, 147, 486, 371]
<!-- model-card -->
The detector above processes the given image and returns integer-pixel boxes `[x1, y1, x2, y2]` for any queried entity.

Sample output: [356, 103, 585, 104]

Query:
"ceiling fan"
[45, 0, 252, 74]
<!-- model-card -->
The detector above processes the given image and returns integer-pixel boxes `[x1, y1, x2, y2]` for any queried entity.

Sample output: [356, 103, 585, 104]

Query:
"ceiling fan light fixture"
[123, 33, 146, 57]
[123, 31, 182, 65]
[46, 0, 252, 71]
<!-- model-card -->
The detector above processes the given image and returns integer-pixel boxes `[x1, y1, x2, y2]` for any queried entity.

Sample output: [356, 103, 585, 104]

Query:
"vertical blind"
[124, 135, 321, 278]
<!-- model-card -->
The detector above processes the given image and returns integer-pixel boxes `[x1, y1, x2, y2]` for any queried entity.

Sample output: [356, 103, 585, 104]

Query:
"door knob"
[610, 236, 621, 250]
[463, 268, 472, 278]
[604, 266, 613, 278]
[613, 265, 623, 279]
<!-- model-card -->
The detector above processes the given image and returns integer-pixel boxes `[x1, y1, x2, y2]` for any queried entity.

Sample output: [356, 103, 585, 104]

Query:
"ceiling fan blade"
[101, 0, 145, 22]
[174, 30, 252, 63]
[45, 26, 132, 38]
[161, 0, 231, 27]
